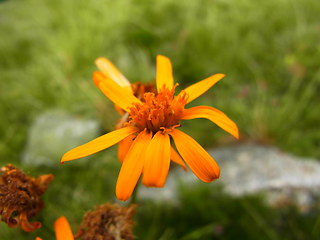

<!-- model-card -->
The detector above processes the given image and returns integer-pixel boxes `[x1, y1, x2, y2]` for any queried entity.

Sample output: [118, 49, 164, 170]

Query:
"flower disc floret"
[128, 86, 188, 133]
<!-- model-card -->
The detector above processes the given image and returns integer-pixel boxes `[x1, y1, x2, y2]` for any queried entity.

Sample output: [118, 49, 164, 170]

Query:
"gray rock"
[209, 143, 320, 195]
[210, 143, 320, 211]
[139, 143, 320, 210]
[22, 110, 100, 166]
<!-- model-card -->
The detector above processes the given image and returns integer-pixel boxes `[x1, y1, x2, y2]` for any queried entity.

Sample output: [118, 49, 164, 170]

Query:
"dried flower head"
[75, 203, 135, 240]
[0, 164, 54, 232]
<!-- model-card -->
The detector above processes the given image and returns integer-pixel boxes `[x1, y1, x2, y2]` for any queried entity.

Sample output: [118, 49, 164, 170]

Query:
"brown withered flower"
[0, 164, 54, 232]
[75, 203, 135, 240]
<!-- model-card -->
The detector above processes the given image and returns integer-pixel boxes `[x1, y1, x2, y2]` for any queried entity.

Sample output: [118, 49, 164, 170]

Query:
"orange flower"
[36, 216, 73, 240]
[61, 55, 239, 201]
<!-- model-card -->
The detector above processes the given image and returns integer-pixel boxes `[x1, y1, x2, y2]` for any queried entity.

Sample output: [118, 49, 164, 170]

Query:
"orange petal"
[179, 73, 225, 103]
[116, 130, 152, 201]
[117, 134, 135, 163]
[171, 147, 187, 171]
[182, 106, 239, 139]
[170, 129, 220, 182]
[93, 71, 141, 111]
[156, 55, 174, 92]
[61, 126, 139, 163]
[95, 57, 132, 94]
[142, 131, 171, 187]
[54, 216, 74, 240]
[35, 238, 43, 240]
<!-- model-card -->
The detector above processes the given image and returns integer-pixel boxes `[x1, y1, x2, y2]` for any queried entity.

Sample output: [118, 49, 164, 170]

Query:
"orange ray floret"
[93, 71, 141, 111]
[117, 134, 136, 163]
[142, 131, 171, 187]
[178, 73, 225, 103]
[182, 106, 239, 139]
[61, 126, 139, 163]
[61, 55, 239, 201]
[156, 55, 174, 91]
[54, 216, 74, 240]
[36, 216, 74, 240]
[95, 57, 132, 93]
[116, 130, 152, 201]
[170, 129, 220, 182]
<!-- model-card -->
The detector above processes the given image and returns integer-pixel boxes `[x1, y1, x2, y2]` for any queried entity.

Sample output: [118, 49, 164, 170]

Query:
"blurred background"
[0, 0, 319, 239]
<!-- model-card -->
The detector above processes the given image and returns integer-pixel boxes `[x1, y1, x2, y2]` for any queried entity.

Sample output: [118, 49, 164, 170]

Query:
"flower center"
[128, 86, 187, 133]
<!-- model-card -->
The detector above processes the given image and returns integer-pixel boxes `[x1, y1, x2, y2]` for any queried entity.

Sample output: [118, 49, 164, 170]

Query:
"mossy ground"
[0, 0, 319, 239]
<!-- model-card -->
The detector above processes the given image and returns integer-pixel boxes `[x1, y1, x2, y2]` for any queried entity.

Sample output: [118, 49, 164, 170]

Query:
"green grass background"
[0, 0, 319, 239]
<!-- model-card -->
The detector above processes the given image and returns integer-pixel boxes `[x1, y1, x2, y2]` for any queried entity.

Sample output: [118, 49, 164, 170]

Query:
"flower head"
[0, 164, 53, 232]
[61, 55, 239, 201]
[75, 203, 135, 240]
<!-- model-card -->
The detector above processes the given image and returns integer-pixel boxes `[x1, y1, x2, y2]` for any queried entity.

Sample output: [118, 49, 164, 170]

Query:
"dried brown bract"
[0, 164, 54, 232]
[131, 82, 156, 100]
[75, 203, 135, 240]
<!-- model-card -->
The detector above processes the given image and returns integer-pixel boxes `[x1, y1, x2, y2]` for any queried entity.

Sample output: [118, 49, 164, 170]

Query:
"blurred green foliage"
[136, 186, 320, 240]
[1, 0, 319, 161]
[0, 0, 319, 239]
